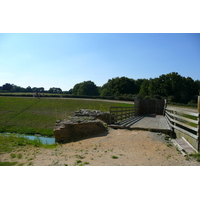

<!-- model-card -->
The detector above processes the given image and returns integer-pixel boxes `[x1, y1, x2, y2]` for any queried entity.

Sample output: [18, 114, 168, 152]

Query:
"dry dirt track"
[1, 128, 200, 166]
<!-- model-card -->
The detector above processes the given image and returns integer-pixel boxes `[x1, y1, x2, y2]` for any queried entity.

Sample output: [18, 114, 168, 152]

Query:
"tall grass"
[0, 97, 131, 136]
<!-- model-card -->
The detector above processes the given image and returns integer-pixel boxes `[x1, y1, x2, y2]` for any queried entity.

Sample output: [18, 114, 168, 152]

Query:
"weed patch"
[188, 153, 200, 162]
[17, 153, 23, 159]
[76, 155, 85, 159]
[0, 161, 18, 166]
[167, 143, 172, 147]
[164, 136, 170, 141]
[74, 160, 82, 165]
[166, 155, 171, 160]
[10, 153, 16, 158]
[111, 156, 118, 159]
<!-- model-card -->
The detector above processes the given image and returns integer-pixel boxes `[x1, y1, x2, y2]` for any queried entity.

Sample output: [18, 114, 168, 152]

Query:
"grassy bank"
[0, 134, 58, 166]
[0, 96, 131, 136]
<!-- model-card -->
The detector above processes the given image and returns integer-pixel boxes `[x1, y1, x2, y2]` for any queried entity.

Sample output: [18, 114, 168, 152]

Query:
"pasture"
[0, 96, 131, 136]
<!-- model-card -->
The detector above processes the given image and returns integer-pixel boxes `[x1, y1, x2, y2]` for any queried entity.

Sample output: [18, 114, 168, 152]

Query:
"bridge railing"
[165, 106, 200, 151]
[110, 106, 134, 124]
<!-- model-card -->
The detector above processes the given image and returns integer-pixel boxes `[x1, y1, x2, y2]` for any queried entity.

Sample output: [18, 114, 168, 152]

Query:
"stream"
[0, 133, 55, 145]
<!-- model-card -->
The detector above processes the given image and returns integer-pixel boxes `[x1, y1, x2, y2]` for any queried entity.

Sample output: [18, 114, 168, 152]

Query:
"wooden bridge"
[109, 99, 170, 134]
[110, 114, 171, 134]
[109, 98, 200, 154]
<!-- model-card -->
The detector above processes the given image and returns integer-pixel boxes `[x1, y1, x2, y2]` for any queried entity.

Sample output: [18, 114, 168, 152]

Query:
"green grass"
[0, 161, 18, 166]
[188, 153, 200, 162]
[0, 134, 57, 155]
[17, 153, 23, 159]
[10, 153, 16, 158]
[180, 114, 198, 128]
[0, 96, 131, 136]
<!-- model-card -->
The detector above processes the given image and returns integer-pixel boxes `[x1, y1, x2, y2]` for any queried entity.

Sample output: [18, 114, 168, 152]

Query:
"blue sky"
[0, 33, 200, 91]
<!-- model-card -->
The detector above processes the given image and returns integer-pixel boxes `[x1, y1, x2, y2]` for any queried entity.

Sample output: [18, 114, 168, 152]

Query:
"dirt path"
[47, 97, 135, 105]
[1, 128, 200, 166]
[167, 105, 197, 113]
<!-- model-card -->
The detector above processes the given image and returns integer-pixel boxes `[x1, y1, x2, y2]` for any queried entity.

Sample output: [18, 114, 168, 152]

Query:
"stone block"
[54, 118, 107, 143]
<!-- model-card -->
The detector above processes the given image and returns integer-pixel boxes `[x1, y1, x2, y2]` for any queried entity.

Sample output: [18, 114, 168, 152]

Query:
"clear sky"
[0, 33, 199, 91]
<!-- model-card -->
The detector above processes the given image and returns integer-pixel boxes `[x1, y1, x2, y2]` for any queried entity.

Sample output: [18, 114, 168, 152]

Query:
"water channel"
[0, 133, 55, 145]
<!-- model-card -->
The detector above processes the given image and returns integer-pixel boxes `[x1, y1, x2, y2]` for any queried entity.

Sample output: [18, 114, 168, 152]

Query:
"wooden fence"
[110, 106, 134, 124]
[134, 99, 164, 116]
[165, 101, 200, 151]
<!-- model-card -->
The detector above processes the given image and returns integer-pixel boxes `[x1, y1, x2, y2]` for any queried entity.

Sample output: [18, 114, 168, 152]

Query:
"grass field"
[0, 96, 131, 137]
[0, 92, 65, 97]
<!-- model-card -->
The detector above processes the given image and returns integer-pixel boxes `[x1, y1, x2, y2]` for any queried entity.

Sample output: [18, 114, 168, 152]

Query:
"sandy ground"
[1, 128, 200, 166]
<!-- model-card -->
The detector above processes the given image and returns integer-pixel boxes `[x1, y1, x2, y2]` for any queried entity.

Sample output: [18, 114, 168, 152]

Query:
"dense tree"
[11, 84, 26, 92]
[138, 79, 150, 97]
[2, 83, 13, 91]
[26, 86, 33, 92]
[63, 89, 73, 94]
[72, 81, 99, 96]
[135, 79, 146, 94]
[48, 87, 62, 93]
[138, 72, 199, 103]
[1, 72, 200, 104]
[100, 77, 137, 97]
[195, 80, 200, 94]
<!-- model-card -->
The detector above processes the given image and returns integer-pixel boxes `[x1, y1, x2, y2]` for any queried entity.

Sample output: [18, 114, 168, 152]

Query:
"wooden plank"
[167, 115, 198, 132]
[165, 115, 173, 130]
[166, 110, 198, 124]
[172, 138, 197, 154]
[166, 108, 199, 117]
[165, 109, 198, 131]
[130, 115, 171, 130]
[171, 124, 198, 139]
[181, 137, 198, 153]
[110, 106, 134, 124]
[171, 139, 187, 156]
[109, 115, 171, 134]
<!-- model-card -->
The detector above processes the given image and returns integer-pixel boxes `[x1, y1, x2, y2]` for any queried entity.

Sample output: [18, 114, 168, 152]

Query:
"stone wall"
[74, 109, 111, 124]
[54, 109, 109, 143]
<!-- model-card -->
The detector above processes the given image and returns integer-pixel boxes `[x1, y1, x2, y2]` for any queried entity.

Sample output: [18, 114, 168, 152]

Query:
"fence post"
[134, 99, 140, 116]
[198, 96, 200, 151]
[198, 96, 200, 114]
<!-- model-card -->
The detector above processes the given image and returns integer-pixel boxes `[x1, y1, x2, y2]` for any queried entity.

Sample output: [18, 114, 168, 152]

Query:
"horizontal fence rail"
[165, 107, 199, 140]
[110, 106, 134, 124]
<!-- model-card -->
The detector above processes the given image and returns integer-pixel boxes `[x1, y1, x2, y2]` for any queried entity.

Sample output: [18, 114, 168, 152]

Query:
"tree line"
[0, 84, 65, 94]
[72, 72, 200, 104]
[1, 72, 200, 105]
